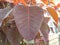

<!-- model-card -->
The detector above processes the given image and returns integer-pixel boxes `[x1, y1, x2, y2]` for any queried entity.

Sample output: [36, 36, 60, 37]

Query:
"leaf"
[34, 21, 50, 44]
[41, 0, 48, 5]
[44, 17, 50, 24]
[47, 7, 58, 24]
[1, 0, 36, 5]
[0, 7, 11, 26]
[0, 29, 7, 45]
[2, 0, 27, 6]
[2, 13, 23, 45]
[13, 4, 44, 41]
[40, 21, 50, 42]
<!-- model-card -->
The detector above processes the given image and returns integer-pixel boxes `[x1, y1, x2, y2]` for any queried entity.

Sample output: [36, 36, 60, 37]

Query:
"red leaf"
[13, 5, 44, 41]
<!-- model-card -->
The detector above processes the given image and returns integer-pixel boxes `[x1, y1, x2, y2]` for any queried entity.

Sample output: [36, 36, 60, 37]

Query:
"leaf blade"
[13, 5, 44, 41]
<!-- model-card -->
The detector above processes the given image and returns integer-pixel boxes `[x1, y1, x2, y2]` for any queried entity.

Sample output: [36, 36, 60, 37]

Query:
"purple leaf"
[13, 5, 44, 41]
[0, 7, 11, 26]
[40, 22, 50, 42]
